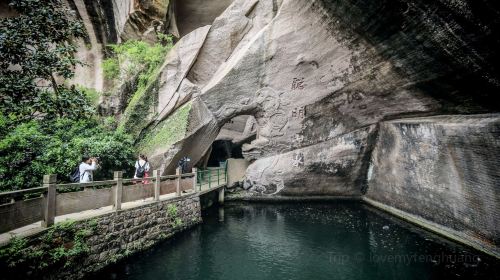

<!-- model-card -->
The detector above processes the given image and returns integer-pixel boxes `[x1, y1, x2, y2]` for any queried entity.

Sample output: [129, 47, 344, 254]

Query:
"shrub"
[102, 58, 120, 80]
[0, 118, 136, 191]
[0, 219, 97, 273]
[104, 36, 173, 82]
[167, 204, 178, 217]
[0, 0, 87, 123]
[78, 86, 101, 107]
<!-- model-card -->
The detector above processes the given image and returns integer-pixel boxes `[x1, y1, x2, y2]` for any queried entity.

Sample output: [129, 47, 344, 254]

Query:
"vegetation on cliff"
[136, 102, 192, 155]
[100, 36, 174, 139]
[103, 37, 173, 81]
[0, 0, 136, 191]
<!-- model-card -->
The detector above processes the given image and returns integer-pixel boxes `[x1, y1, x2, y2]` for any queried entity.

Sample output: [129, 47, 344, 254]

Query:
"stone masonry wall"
[0, 194, 202, 279]
[365, 114, 500, 257]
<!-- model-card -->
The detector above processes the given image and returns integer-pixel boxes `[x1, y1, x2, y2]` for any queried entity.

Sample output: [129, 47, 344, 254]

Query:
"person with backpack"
[77, 156, 98, 183]
[134, 154, 151, 184]
[177, 156, 191, 173]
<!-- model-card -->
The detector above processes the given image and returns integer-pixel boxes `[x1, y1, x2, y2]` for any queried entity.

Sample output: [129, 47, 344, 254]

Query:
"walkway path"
[0, 167, 227, 245]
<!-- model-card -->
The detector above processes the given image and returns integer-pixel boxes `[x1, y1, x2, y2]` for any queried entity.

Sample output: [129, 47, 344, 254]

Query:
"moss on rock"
[118, 66, 163, 138]
[136, 102, 192, 155]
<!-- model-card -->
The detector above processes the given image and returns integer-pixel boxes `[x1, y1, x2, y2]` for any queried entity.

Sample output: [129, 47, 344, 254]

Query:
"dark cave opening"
[206, 140, 244, 167]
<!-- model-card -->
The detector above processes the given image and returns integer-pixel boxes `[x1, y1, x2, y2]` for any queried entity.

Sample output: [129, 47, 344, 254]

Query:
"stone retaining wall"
[0, 194, 202, 279]
[365, 114, 500, 257]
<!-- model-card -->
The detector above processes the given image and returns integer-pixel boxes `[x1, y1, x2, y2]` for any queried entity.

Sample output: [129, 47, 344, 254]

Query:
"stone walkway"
[0, 191, 181, 245]
[0, 174, 226, 246]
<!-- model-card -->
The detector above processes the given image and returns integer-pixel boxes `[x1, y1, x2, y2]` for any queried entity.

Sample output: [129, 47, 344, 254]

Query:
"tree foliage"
[0, 0, 138, 191]
[0, 0, 92, 125]
[0, 117, 136, 191]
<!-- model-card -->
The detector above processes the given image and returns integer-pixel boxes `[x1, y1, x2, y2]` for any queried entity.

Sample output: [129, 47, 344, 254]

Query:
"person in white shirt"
[134, 154, 151, 183]
[79, 156, 98, 183]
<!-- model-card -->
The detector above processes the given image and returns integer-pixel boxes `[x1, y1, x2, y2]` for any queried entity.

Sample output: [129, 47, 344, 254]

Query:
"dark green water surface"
[94, 202, 499, 280]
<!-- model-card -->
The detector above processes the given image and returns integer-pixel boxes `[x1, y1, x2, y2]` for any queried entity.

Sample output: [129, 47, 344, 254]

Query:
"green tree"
[0, 0, 92, 125]
[0, 118, 136, 191]
[0, 0, 139, 191]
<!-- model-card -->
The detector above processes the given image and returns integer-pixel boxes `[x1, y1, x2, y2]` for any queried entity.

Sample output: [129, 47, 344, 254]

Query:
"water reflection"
[94, 202, 499, 280]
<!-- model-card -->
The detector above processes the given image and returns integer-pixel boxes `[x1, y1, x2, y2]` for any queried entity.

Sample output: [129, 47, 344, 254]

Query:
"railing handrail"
[0, 165, 228, 234]
[57, 180, 117, 189]
[0, 186, 48, 197]
[197, 167, 225, 171]
[0, 172, 198, 197]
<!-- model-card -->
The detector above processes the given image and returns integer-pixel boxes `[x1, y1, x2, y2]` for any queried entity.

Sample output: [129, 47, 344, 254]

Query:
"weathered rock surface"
[244, 125, 377, 196]
[139, 0, 499, 182]
[216, 115, 257, 144]
[146, 98, 219, 175]
[76, 0, 171, 44]
[155, 25, 211, 122]
[187, 0, 279, 88]
[121, 0, 170, 43]
[365, 114, 500, 256]
[227, 158, 251, 188]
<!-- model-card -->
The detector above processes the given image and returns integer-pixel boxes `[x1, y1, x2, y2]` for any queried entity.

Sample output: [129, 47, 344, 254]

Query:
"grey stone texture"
[243, 125, 377, 196]
[155, 25, 211, 122]
[144, 0, 500, 182]
[365, 114, 500, 256]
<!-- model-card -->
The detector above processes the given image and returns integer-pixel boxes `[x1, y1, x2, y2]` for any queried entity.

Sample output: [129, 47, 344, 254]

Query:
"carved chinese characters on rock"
[291, 134, 304, 147]
[292, 152, 304, 167]
[291, 78, 306, 90]
[291, 106, 305, 119]
[330, 91, 366, 109]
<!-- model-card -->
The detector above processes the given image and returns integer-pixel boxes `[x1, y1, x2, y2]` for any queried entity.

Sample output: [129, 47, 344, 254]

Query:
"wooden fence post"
[176, 167, 181, 197]
[114, 171, 123, 211]
[192, 168, 197, 192]
[42, 174, 57, 228]
[218, 187, 225, 205]
[154, 170, 160, 201]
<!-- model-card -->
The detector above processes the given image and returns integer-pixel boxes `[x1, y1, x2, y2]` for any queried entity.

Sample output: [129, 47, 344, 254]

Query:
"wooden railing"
[0, 168, 197, 233]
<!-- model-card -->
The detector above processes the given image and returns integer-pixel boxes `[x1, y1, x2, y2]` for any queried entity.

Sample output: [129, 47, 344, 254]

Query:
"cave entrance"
[206, 140, 243, 167]
[194, 115, 256, 188]
[197, 115, 257, 169]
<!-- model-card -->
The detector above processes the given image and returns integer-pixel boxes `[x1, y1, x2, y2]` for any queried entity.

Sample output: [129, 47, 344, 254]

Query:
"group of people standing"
[77, 154, 191, 183]
[78, 154, 151, 183]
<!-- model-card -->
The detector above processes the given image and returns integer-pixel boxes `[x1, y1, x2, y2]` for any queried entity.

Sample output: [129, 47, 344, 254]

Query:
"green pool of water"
[94, 202, 498, 280]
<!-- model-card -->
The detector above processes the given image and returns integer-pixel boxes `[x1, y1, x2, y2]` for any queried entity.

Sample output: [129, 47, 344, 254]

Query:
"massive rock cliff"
[51, 0, 499, 255]
[141, 0, 499, 178]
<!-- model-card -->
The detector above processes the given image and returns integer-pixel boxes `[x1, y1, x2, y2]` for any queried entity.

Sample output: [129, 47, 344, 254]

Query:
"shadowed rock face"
[0, 0, 17, 18]
[316, 0, 500, 113]
[78, 0, 170, 44]
[175, 0, 234, 37]
[365, 114, 500, 256]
